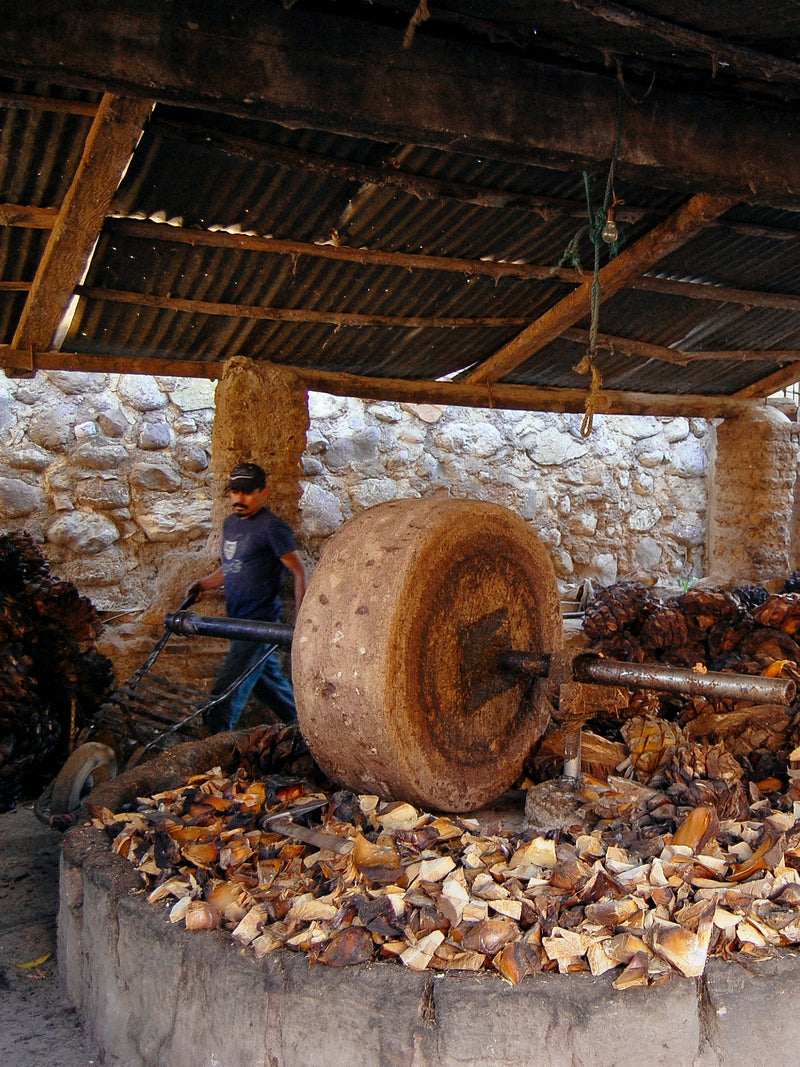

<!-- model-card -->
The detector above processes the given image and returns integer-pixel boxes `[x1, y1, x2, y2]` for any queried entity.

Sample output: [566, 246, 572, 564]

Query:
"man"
[188, 461, 307, 732]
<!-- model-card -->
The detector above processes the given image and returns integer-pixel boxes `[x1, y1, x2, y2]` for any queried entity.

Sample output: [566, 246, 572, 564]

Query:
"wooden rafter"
[76, 286, 533, 330]
[735, 361, 800, 399]
[149, 116, 614, 221]
[463, 193, 739, 385]
[0, 343, 767, 418]
[564, 329, 799, 366]
[9, 94, 153, 372]
[103, 218, 567, 284]
[567, 0, 800, 88]
[632, 275, 800, 313]
[3, 2, 800, 205]
[70, 286, 800, 367]
[99, 219, 800, 311]
[151, 118, 790, 243]
[0, 204, 59, 229]
[0, 92, 99, 116]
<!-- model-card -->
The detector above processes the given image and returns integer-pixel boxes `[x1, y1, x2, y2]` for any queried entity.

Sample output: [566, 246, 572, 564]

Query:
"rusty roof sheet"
[1, 2, 800, 413]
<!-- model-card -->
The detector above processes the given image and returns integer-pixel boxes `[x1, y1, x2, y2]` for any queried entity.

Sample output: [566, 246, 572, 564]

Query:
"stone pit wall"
[0, 368, 746, 678]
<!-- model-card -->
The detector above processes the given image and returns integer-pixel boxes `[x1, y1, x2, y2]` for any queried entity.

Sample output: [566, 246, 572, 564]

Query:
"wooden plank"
[564, 329, 800, 365]
[10, 94, 153, 366]
[569, 0, 800, 87]
[107, 218, 800, 313]
[0, 344, 760, 417]
[0, 91, 99, 116]
[149, 115, 608, 219]
[632, 275, 800, 312]
[106, 217, 567, 283]
[76, 286, 532, 330]
[291, 367, 756, 418]
[464, 193, 738, 384]
[735, 363, 800, 398]
[0, 204, 58, 229]
[1, 2, 800, 205]
[0, 346, 213, 379]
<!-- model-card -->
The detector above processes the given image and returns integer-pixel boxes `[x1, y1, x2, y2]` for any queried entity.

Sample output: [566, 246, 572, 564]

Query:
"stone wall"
[0, 371, 717, 624]
[0, 371, 216, 611]
[301, 393, 713, 593]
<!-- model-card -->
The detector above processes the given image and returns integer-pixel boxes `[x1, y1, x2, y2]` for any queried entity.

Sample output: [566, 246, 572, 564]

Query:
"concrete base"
[59, 734, 800, 1067]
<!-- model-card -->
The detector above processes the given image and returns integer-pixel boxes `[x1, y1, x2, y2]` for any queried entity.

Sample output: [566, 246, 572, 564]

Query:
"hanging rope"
[573, 353, 610, 437]
[557, 86, 623, 436]
[403, 0, 431, 49]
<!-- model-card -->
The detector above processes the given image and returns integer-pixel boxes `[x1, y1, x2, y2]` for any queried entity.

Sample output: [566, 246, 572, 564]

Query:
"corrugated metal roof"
[1, 2, 800, 412]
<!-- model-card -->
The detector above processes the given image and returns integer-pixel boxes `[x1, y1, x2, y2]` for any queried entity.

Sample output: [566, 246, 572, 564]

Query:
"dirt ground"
[0, 802, 99, 1066]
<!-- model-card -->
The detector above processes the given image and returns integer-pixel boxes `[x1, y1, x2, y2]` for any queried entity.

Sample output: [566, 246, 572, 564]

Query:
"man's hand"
[186, 567, 224, 604]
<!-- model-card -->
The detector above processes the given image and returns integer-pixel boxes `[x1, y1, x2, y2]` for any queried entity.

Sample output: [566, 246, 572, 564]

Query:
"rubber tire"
[292, 497, 562, 812]
[49, 742, 118, 815]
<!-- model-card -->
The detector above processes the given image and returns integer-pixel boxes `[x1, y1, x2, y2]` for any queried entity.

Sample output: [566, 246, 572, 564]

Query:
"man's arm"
[187, 566, 224, 600]
[280, 551, 307, 615]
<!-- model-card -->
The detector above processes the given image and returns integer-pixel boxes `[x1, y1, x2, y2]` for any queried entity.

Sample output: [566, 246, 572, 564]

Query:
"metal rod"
[572, 653, 796, 705]
[165, 613, 796, 706]
[499, 651, 551, 677]
[164, 611, 294, 646]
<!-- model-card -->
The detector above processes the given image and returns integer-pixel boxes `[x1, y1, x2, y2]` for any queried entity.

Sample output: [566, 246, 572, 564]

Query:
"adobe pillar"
[707, 403, 799, 583]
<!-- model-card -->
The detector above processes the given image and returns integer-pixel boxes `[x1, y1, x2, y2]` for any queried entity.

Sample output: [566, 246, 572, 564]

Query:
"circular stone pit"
[59, 732, 800, 1067]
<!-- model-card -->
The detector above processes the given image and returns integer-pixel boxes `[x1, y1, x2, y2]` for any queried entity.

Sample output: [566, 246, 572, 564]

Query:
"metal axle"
[164, 611, 294, 646]
[166, 611, 797, 707]
[501, 649, 796, 706]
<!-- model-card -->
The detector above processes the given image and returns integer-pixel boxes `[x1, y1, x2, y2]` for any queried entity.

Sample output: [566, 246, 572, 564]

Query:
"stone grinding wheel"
[292, 497, 563, 812]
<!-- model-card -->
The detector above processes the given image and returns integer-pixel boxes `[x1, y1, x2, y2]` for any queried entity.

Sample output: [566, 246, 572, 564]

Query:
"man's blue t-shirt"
[220, 507, 297, 621]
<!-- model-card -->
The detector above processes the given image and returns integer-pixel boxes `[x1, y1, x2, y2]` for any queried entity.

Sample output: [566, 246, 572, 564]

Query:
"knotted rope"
[558, 88, 624, 435]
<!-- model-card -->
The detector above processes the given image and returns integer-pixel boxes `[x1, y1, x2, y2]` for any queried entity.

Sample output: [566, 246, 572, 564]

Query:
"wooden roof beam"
[2, 2, 800, 207]
[0, 204, 58, 229]
[564, 328, 800, 366]
[148, 116, 611, 221]
[633, 274, 800, 311]
[8, 94, 153, 374]
[567, 0, 800, 89]
[104, 218, 568, 284]
[464, 193, 738, 385]
[75, 286, 535, 330]
[0, 90, 99, 116]
[69, 286, 800, 363]
[104, 219, 800, 309]
[0, 343, 765, 418]
[735, 362, 800, 398]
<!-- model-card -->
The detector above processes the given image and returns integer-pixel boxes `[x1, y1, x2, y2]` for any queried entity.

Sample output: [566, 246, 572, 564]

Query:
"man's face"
[229, 486, 268, 519]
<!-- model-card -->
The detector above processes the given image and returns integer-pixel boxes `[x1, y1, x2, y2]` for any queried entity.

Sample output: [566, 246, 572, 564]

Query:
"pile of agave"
[0, 531, 113, 811]
[93, 718, 800, 990]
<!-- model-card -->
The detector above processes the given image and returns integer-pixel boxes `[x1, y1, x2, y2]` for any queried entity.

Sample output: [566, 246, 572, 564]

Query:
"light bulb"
[601, 212, 618, 244]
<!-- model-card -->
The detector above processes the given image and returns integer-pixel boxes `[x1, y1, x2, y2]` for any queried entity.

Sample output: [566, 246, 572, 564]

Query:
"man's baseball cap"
[227, 462, 267, 492]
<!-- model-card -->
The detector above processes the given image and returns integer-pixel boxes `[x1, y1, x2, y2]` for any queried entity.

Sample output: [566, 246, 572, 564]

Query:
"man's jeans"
[205, 639, 297, 732]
